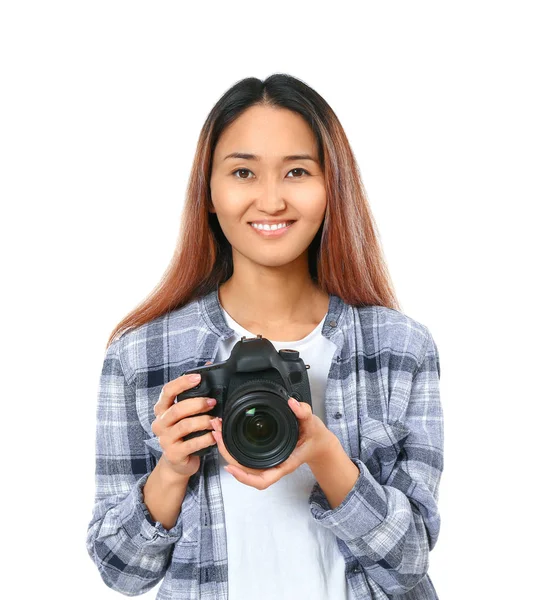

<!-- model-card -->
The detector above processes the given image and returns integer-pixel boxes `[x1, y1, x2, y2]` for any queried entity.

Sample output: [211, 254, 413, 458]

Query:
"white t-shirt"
[215, 307, 354, 600]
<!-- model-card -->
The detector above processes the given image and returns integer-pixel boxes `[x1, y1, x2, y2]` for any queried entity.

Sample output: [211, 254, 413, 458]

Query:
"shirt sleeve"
[85, 334, 183, 596]
[309, 326, 443, 595]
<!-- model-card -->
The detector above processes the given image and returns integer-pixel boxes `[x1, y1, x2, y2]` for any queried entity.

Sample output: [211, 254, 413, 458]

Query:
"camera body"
[177, 334, 312, 469]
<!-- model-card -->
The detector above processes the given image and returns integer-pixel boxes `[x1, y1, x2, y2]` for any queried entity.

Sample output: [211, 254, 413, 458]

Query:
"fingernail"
[206, 398, 217, 406]
[190, 374, 201, 382]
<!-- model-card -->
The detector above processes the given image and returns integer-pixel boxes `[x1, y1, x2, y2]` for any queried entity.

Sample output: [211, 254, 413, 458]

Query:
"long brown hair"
[106, 73, 401, 349]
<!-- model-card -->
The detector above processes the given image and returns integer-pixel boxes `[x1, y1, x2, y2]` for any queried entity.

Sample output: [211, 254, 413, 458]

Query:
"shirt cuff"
[309, 457, 388, 542]
[118, 472, 183, 550]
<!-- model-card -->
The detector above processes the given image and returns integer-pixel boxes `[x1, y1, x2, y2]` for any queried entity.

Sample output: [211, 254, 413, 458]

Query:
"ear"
[207, 189, 216, 214]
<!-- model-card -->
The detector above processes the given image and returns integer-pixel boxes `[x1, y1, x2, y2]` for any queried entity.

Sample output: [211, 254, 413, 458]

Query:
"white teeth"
[250, 222, 290, 231]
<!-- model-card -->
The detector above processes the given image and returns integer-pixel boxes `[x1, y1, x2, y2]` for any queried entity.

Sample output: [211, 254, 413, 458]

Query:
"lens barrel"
[223, 385, 299, 469]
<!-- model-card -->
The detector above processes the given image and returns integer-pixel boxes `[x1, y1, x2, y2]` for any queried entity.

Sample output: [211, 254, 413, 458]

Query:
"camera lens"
[224, 385, 300, 469]
[242, 408, 279, 446]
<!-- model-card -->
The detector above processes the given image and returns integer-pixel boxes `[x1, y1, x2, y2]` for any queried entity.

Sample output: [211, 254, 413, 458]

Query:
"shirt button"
[334, 412, 342, 419]
[329, 320, 337, 327]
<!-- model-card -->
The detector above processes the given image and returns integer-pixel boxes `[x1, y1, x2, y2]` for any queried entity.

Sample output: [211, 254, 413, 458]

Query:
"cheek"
[210, 185, 246, 217]
[299, 186, 326, 223]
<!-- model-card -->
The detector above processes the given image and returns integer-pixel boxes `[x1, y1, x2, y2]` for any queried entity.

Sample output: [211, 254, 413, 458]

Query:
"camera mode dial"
[278, 349, 299, 361]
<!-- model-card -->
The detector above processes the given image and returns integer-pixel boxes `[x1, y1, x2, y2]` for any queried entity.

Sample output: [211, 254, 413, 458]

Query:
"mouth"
[247, 220, 296, 238]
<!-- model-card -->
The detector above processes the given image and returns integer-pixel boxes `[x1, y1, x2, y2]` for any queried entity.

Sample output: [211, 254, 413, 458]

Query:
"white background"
[2, 1, 552, 598]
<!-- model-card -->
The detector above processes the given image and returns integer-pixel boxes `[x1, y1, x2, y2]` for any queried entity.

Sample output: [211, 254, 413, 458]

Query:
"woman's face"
[209, 105, 326, 270]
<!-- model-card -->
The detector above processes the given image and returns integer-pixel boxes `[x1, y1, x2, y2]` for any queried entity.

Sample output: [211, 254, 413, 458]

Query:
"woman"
[86, 73, 443, 600]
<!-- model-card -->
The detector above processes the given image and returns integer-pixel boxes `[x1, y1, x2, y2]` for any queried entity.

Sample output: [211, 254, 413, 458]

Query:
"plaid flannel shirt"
[86, 285, 443, 599]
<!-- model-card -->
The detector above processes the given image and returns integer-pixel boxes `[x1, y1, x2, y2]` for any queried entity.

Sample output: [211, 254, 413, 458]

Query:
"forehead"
[214, 105, 317, 160]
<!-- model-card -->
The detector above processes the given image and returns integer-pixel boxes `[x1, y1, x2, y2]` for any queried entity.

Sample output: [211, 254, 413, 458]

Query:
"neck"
[218, 266, 329, 329]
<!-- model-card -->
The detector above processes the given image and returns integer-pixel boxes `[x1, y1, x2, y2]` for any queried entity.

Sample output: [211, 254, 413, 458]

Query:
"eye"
[232, 168, 253, 179]
[286, 168, 310, 178]
[231, 167, 310, 180]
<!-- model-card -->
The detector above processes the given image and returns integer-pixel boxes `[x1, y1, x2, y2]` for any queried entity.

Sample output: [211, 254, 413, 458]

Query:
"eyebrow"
[223, 152, 318, 163]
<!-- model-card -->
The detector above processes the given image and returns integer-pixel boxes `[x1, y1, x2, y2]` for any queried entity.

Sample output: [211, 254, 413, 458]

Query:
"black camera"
[176, 334, 312, 469]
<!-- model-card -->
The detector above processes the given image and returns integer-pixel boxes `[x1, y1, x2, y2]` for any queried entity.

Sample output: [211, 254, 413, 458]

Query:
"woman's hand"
[211, 397, 339, 490]
[151, 366, 218, 479]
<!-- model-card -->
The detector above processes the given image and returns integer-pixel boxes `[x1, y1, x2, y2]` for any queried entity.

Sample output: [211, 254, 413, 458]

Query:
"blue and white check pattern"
[86, 285, 443, 599]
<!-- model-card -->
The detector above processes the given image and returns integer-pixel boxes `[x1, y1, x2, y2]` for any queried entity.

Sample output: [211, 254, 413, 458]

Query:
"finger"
[161, 396, 216, 427]
[211, 428, 255, 472]
[155, 397, 211, 432]
[211, 429, 235, 465]
[212, 425, 260, 474]
[288, 397, 311, 418]
[224, 465, 279, 490]
[154, 373, 203, 417]
[173, 430, 217, 457]
[166, 413, 216, 444]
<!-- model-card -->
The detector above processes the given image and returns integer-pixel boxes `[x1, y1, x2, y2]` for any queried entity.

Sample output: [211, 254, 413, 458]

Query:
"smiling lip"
[248, 221, 295, 238]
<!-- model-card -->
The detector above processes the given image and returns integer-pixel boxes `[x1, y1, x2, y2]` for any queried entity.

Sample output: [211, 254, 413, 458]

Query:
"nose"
[253, 179, 287, 214]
